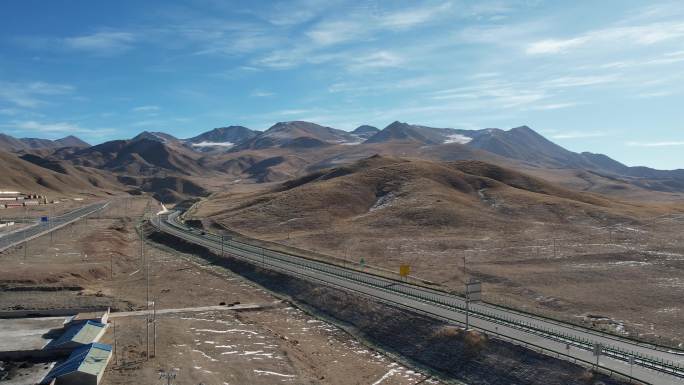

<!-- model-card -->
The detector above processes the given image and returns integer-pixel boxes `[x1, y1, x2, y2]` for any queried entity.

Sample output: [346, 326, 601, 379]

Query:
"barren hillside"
[191, 156, 684, 345]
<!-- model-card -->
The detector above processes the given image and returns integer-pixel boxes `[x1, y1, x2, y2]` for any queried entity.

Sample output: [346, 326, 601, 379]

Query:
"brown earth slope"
[0, 150, 123, 196]
[198, 156, 662, 236]
[192, 156, 684, 346]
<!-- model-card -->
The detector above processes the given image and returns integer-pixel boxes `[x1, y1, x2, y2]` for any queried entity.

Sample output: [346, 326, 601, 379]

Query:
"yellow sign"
[399, 264, 410, 277]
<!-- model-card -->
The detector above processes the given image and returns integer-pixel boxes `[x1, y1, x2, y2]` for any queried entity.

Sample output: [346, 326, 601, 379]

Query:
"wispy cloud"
[132, 105, 160, 112]
[526, 21, 684, 55]
[551, 131, 606, 139]
[250, 90, 274, 97]
[626, 140, 684, 147]
[379, 2, 452, 29]
[526, 37, 588, 54]
[0, 81, 75, 108]
[348, 51, 404, 70]
[307, 20, 366, 46]
[633, 90, 675, 99]
[63, 31, 137, 55]
[276, 109, 313, 116]
[542, 75, 620, 88]
[7, 120, 114, 136]
[528, 102, 579, 110]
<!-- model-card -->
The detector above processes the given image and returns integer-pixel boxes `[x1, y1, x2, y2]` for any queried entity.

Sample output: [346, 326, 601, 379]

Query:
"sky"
[0, 0, 683, 169]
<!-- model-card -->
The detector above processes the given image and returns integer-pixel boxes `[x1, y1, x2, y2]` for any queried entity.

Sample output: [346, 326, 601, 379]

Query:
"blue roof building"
[46, 320, 107, 350]
[41, 343, 112, 385]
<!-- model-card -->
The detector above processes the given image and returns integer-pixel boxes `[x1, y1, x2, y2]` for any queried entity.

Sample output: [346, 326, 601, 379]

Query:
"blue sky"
[0, 0, 683, 169]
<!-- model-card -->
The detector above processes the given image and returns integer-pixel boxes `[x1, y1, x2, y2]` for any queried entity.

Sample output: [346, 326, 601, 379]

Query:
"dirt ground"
[0, 195, 443, 385]
[200, 204, 684, 348]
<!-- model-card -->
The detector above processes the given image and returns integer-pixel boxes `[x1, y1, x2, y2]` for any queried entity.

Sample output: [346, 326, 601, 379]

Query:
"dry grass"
[193, 157, 684, 346]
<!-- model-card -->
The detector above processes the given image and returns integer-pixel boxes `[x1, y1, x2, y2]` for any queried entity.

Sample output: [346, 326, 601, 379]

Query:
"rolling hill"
[196, 156, 665, 240]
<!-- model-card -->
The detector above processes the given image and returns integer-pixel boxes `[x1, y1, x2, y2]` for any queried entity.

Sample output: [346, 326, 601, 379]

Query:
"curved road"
[152, 211, 683, 385]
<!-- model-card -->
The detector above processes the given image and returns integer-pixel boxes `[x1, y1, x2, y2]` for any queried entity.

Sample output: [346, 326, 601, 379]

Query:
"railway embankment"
[147, 225, 632, 385]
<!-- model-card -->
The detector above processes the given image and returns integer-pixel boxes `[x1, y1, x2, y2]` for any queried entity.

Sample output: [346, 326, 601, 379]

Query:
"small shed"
[41, 343, 112, 385]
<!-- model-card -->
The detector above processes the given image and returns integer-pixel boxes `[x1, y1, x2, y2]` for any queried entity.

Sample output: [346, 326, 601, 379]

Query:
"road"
[0, 201, 109, 253]
[152, 211, 684, 385]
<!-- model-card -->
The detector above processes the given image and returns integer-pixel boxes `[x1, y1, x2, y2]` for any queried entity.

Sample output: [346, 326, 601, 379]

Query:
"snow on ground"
[254, 370, 295, 378]
[369, 192, 395, 212]
[156, 202, 169, 215]
[191, 141, 235, 147]
[443, 134, 472, 144]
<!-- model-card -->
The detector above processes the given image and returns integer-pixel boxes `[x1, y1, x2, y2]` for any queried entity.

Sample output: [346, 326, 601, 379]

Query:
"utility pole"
[110, 252, 113, 280]
[463, 254, 469, 331]
[113, 321, 117, 365]
[153, 298, 157, 358]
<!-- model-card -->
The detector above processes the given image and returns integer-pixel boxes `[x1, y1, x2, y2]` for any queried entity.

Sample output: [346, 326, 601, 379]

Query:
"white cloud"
[379, 2, 451, 29]
[526, 21, 684, 55]
[634, 91, 675, 99]
[551, 131, 606, 140]
[9, 120, 113, 136]
[132, 105, 160, 112]
[348, 51, 404, 70]
[0, 81, 75, 108]
[526, 37, 588, 54]
[543, 75, 619, 88]
[529, 102, 579, 110]
[0, 108, 19, 116]
[277, 109, 312, 116]
[626, 141, 684, 147]
[250, 90, 274, 97]
[307, 20, 365, 46]
[64, 31, 137, 55]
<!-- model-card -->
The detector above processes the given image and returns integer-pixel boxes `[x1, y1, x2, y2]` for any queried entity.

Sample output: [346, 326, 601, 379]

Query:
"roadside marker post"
[465, 278, 482, 330]
[593, 343, 602, 368]
[399, 264, 410, 281]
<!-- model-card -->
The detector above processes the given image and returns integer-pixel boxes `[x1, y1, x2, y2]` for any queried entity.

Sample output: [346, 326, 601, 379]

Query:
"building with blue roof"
[41, 343, 112, 385]
[46, 320, 107, 350]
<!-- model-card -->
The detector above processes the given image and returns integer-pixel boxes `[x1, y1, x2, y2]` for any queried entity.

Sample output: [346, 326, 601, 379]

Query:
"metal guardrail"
[0, 202, 109, 253]
[153, 213, 684, 383]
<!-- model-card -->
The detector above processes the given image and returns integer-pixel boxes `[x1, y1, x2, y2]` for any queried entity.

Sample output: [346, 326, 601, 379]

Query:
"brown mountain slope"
[0, 151, 122, 196]
[196, 156, 668, 239]
[192, 159, 684, 349]
[64, 137, 206, 176]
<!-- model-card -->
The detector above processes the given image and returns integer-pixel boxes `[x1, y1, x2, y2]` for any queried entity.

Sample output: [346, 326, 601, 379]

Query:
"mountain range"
[1, 120, 682, 203]
[0, 134, 89, 152]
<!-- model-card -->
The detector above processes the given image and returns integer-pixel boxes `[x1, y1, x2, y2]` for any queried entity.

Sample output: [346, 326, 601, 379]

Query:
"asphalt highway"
[0, 201, 109, 253]
[153, 211, 684, 385]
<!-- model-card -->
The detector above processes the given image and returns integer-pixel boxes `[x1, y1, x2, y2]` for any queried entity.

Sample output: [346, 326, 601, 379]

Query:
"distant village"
[0, 191, 51, 209]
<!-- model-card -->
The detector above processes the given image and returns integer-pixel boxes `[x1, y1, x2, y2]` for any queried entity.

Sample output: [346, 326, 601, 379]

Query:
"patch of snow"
[156, 202, 169, 216]
[191, 349, 218, 362]
[369, 192, 395, 212]
[191, 141, 235, 147]
[443, 134, 472, 144]
[254, 370, 295, 378]
[371, 369, 399, 385]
